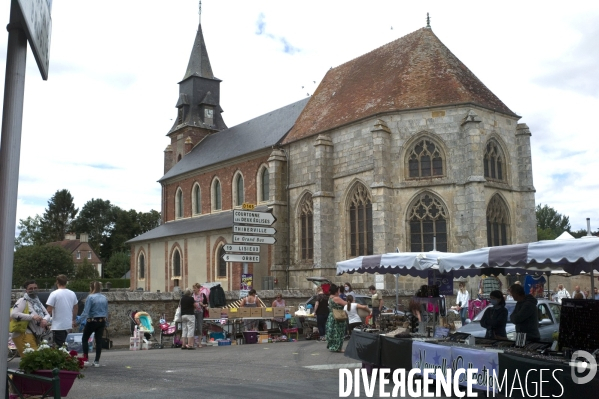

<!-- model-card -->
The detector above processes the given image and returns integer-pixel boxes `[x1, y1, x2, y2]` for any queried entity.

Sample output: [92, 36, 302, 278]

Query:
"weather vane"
[199, 1, 202, 22]
[426, 12, 431, 28]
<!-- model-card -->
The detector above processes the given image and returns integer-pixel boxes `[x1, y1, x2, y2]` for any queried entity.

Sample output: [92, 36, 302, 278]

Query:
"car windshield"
[472, 303, 517, 322]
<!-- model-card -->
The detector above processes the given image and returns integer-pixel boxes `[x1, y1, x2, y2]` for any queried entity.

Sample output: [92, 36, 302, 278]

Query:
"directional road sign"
[233, 225, 276, 235]
[233, 235, 277, 245]
[223, 244, 260, 253]
[233, 210, 276, 226]
[221, 254, 260, 263]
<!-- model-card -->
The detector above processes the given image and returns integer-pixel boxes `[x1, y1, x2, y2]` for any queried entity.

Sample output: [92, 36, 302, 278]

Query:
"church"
[127, 17, 537, 293]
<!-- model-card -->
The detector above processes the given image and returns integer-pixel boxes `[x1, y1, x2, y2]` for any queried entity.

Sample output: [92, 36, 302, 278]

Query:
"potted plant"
[11, 341, 85, 397]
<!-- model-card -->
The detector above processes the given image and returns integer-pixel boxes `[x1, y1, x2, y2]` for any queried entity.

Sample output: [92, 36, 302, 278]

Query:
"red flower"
[69, 350, 78, 357]
[77, 358, 85, 369]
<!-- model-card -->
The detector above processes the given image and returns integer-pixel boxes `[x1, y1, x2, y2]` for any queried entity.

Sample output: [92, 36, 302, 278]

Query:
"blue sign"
[428, 270, 453, 295]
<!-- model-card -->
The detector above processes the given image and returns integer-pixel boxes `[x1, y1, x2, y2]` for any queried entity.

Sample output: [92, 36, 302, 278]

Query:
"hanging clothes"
[524, 275, 546, 298]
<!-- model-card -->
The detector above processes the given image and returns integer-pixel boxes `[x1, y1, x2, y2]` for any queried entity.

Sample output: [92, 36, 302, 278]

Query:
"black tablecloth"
[344, 330, 381, 365]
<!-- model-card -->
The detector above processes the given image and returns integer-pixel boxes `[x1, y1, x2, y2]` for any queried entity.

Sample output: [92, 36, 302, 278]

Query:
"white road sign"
[221, 254, 260, 263]
[233, 235, 277, 245]
[17, 0, 52, 80]
[233, 210, 276, 226]
[233, 225, 276, 235]
[224, 244, 260, 253]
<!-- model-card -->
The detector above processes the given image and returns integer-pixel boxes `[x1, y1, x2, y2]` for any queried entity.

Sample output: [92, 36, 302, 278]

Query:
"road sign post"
[222, 254, 261, 263]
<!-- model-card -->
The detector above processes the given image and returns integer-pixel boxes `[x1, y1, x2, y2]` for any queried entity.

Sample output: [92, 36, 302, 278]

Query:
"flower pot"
[11, 369, 79, 397]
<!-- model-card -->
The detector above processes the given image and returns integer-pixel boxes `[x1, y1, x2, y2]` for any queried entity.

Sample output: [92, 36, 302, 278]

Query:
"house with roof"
[48, 233, 103, 276]
[127, 17, 536, 292]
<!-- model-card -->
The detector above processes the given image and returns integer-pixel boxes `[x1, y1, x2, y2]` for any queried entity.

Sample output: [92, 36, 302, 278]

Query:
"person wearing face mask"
[10, 280, 51, 356]
[341, 283, 355, 300]
[480, 290, 507, 339]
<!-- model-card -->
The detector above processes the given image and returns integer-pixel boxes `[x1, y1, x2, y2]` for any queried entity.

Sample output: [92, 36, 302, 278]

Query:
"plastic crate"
[208, 332, 226, 341]
[217, 339, 232, 346]
[243, 331, 258, 344]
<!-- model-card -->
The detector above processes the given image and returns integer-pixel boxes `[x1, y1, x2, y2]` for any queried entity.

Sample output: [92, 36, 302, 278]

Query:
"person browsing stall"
[345, 295, 371, 335]
[455, 282, 470, 324]
[509, 283, 540, 342]
[180, 289, 196, 349]
[313, 288, 329, 342]
[80, 281, 108, 367]
[192, 283, 208, 347]
[10, 280, 51, 356]
[46, 274, 78, 348]
[480, 290, 507, 339]
[326, 284, 347, 353]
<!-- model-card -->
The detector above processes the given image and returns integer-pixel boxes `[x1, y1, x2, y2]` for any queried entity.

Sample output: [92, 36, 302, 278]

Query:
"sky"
[0, 0, 598, 234]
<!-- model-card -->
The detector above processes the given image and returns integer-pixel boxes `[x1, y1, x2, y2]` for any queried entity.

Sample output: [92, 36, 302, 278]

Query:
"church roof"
[159, 98, 309, 182]
[181, 23, 214, 81]
[283, 27, 516, 144]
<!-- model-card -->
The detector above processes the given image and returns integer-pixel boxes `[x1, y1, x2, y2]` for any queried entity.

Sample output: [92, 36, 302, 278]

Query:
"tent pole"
[395, 274, 399, 314]
[591, 270, 595, 299]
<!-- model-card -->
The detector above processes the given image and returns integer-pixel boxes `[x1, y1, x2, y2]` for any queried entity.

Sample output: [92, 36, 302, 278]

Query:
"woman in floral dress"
[326, 284, 347, 353]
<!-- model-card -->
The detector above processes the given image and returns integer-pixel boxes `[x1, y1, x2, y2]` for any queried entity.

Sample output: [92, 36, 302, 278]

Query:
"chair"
[282, 327, 299, 341]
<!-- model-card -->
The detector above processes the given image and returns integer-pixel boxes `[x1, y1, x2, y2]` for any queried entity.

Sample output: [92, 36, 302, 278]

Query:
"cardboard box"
[129, 337, 140, 351]
[258, 332, 269, 344]
[273, 307, 285, 317]
[219, 308, 229, 318]
[141, 339, 150, 350]
[228, 308, 240, 318]
[208, 308, 222, 319]
[262, 307, 274, 318]
[251, 307, 264, 317]
[238, 307, 251, 318]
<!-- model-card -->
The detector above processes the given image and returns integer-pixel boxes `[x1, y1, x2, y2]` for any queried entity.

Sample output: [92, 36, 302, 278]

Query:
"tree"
[74, 259, 99, 280]
[536, 204, 571, 240]
[41, 189, 78, 242]
[15, 215, 46, 248]
[12, 245, 75, 286]
[104, 251, 131, 279]
[73, 198, 117, 259]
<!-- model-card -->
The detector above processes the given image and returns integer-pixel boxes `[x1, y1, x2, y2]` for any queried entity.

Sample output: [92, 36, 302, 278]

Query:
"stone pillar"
[371, 119, 395, 253]
[456, 110, 487, 250]
[267, 149, 288, 286]
[515, 123, 537, 242]
[164, 144, 173, 174]
[313, 135, 335, 269]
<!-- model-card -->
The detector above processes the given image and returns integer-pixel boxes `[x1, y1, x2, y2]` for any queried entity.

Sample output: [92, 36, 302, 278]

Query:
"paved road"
[8, 339, 456, 398]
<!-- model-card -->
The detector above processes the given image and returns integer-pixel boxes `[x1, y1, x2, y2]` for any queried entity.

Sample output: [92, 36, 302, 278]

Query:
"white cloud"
[1, 0, 598, 234]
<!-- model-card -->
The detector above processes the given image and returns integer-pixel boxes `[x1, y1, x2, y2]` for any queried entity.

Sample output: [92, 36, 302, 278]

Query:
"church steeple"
[164, 6, 226, 174]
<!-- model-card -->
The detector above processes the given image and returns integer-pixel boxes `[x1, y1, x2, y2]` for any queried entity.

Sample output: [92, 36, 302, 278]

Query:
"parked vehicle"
[457, 299, 561, 342]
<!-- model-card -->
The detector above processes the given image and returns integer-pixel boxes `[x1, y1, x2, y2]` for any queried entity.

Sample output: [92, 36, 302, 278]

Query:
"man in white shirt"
[552, 284, 570, 304]
[46, 274, 78, 348]
[571, 285, 586, 299]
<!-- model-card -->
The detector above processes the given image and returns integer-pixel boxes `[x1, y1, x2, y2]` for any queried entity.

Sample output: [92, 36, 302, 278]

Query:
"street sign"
[224, 244, 260, 253]
[221, 254, 260, 263]
[233, 235, 277, 245]
[233, 225, 276, 235]
[233, 210, 276, 226]
[16, 0, 52, 80]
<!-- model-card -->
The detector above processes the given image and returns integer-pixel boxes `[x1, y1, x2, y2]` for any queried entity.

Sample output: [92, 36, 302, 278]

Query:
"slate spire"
[182, 22, 214, 81]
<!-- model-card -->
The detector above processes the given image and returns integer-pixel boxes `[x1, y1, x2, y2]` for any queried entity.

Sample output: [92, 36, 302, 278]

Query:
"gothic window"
[192, 183, 201, 215]
[484, 140, 506, 181]
[175, 188, 183, 219]
[259, 167, 269, 203]
[487, 194, 510, 246]
[407, 138, 444, 178]
[139, 253, 145, 280]
[348, 184, 373, 256]
[217, 245, 227, 277]
[212, 179, 222, 211]
[299, 194, 314, 260]
[173, 249, 181, 277]
[234, 173, 244, 207]
[408, 193, 448, 252]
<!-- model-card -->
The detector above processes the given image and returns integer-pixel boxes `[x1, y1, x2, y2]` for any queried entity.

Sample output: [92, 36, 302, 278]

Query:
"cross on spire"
[426, 12, 431, 28]
[199, 1, 202, 22]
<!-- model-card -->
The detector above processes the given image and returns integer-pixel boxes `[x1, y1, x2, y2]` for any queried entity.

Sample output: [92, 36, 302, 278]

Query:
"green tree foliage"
[41, 189, 78, 242]
[74, 259, 99, 280]
[535, 204, 571, 240]
[72, 198, 116, 258]
[104, 251, 131, 279]
[15, 215, 46, 248]
[13, 245, 75, 286]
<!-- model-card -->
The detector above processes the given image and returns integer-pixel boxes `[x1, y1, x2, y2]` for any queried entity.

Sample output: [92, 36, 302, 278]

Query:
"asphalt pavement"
[7, 336, 455, 398]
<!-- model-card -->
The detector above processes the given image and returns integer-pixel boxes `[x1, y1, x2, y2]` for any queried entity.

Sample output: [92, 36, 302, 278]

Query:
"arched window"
[173, 249, 181, 277]
[407, 138, 444, 178]
[217, 245, 227, 277]
[484, 140, 506, 181]
[192, 184, 201, 215]
[487, 194, 510, 246]
[138, 253, 145, 280]
[348, 184, 373, 256]
[175, 188, 183, 219]
[234, 173, 244, 207]
[299, 194, 313, 260]
[212, 179, 222, 211]
[408, 193, 448, 252]
[259, 167, 269, 203]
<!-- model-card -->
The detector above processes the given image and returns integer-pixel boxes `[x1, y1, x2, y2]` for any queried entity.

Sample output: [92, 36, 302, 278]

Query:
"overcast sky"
[1, 1, 598, 234]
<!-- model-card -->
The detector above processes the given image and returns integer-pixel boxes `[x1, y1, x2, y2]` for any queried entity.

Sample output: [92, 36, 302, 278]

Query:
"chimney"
[185, 137, 193, 154]
[164, 144, 173, 174]
[80, 233, 89, 243]
[65, 233, 76, 240]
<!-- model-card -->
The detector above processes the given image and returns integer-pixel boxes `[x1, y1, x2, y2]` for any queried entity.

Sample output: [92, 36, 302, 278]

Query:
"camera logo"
[571, 350, 597, 384]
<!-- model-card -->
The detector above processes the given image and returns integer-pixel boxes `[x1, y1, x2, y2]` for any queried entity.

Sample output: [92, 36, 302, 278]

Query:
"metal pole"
[0, 5, 28, 393]
[395, 274, 399, 314]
